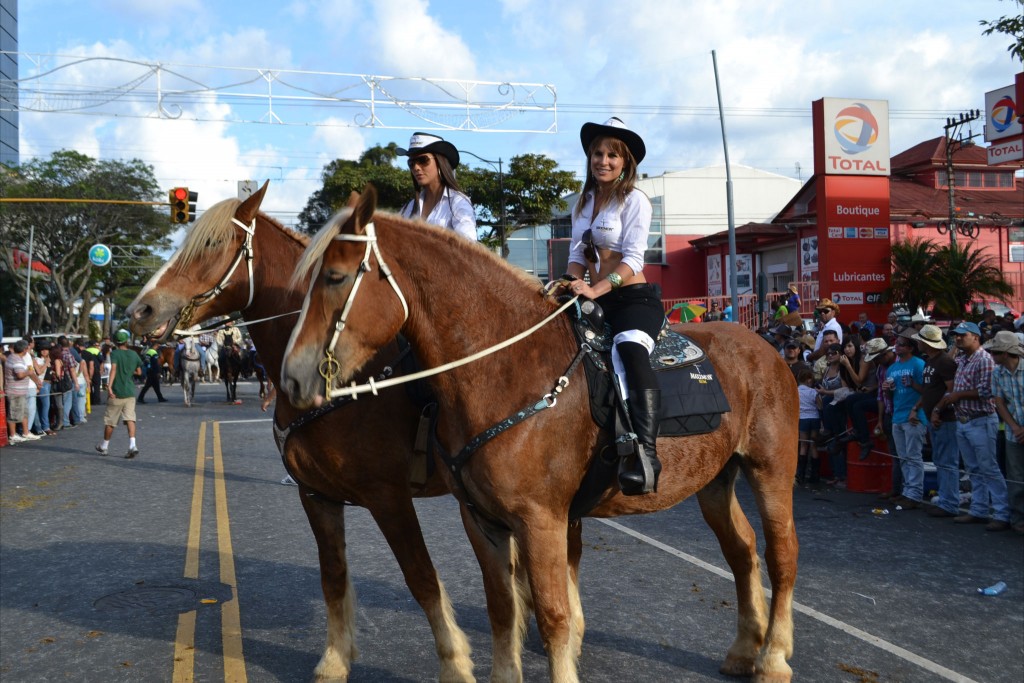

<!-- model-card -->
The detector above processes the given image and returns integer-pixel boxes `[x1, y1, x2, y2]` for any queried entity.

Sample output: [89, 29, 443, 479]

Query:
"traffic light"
[169, 187, 199, 223]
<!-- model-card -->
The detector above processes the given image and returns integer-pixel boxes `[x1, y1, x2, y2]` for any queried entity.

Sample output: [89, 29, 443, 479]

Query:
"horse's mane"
[176, 198, 309, 270]
[290, 206, 543, 294]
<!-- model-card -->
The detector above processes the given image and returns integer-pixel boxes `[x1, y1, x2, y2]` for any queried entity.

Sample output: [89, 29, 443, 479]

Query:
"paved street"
[1, 379, 1022, 682]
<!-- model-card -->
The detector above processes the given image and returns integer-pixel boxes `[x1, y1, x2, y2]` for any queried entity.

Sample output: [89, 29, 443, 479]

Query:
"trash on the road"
[200, 598, 218, 604]
[977, 581, 1006, 596]
[852, 592, 876, 604]
[871, 508, 889, 515]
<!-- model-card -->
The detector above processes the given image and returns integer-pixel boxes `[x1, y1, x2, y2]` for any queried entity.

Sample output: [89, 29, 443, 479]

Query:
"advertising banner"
[984, 84, 1021, 142]
[813, 98, 890, 176]
[815, 174, 891, 318]
[707, 254, 722, 297]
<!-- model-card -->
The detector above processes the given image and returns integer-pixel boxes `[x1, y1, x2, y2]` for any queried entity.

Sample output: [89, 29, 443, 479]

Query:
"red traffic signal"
[168, 187, 198, 223]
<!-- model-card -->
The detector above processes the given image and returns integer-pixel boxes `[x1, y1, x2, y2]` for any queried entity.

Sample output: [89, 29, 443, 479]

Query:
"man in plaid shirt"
[986, 331, 1024, 534]
[934, 322, 1010, 531]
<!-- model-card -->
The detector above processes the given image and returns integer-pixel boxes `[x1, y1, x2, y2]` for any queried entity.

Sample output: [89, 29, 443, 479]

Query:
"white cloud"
[363, 0, 476, 78]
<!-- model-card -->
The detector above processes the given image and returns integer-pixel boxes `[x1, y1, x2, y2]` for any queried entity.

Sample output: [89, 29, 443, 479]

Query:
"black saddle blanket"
[582, 328, 731, 437]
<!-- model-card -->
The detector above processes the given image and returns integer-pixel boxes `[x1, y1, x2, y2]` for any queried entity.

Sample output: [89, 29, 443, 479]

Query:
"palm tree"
[930, 242, 1014, 318]
[887, 238, 939, 313]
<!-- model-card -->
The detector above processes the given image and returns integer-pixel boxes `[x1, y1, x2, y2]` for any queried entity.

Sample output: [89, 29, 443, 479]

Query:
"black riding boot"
[619, 389, 662, 495]
[796, 453, 807, 485]
[807, 455, 821, 484]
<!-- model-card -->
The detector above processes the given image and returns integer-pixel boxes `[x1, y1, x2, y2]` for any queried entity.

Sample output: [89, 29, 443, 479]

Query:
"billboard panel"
[984, 84, 1021, 142]
[814, 98, 890, 176]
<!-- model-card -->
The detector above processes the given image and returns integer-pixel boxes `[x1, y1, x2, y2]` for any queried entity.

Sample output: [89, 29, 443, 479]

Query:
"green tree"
[297, 144, 410, 233]
[459, 154, 580, 252]
[930, 241, 1015, 318]
[980, 0, 1024, 62]
[887, 238, 1014, 318]
[887, 238, 940, 314]
[0, 150, 172, 335]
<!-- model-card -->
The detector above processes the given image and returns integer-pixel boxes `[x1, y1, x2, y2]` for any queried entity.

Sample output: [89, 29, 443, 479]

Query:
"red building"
[689, 136, 1024, 327]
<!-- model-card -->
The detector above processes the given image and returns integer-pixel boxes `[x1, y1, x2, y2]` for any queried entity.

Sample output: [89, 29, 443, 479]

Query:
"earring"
[618, 172, 625, 181]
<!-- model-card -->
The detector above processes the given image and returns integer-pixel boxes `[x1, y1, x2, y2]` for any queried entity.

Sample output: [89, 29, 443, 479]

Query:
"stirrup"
[618, 444, 660, 496]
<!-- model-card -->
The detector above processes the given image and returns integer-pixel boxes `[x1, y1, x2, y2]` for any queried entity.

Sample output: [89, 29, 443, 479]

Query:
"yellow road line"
[173, 420, 207, 683]
[213, 421, 247, 682]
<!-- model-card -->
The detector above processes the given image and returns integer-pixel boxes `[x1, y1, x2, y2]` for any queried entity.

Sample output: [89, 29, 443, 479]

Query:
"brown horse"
[124, 184, 499, 682]
[281, 187, 799, 683]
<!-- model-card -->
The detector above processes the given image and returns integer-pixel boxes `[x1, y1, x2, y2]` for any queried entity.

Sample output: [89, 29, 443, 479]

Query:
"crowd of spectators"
[763, 301, 1024, 534]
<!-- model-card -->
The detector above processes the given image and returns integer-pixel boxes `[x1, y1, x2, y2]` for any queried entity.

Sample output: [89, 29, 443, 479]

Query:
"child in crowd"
[796, 368, 820, 484]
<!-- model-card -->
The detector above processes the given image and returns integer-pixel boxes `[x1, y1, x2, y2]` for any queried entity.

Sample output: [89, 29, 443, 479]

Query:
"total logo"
[834, 103, 879, 155]
[990, 95, 1018, 133]
[831, 292, 864, 306]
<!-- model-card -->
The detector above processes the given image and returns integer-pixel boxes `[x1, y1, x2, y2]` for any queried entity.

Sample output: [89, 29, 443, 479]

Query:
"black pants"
[138, 373, 164, 401]
[597, 283, 664, 394]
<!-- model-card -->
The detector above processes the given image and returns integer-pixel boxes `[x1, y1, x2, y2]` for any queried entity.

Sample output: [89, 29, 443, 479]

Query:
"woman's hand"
[567, 279, 596, 299]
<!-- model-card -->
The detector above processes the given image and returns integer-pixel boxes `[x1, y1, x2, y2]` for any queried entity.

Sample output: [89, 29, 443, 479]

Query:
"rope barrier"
[796, 428, 1024, 486]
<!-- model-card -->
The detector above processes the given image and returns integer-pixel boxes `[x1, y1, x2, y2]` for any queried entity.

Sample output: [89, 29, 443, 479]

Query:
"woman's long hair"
[408, 153, 465, 194]
[840, 335, 863, 388]
[573, 135, 638, 218]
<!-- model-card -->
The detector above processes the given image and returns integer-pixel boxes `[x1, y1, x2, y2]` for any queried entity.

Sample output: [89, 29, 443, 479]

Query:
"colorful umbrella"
[670, 302, 707, 323]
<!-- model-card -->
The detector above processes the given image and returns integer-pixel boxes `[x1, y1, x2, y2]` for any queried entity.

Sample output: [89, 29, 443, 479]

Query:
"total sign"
[814, 98, 890, 176]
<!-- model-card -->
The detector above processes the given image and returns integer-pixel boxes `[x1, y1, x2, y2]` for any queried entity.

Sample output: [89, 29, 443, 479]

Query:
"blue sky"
[12, 0, 1022, 231]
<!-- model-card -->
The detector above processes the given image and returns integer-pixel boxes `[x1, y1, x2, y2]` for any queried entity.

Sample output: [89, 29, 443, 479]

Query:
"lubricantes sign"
[813, 98, 890, 176]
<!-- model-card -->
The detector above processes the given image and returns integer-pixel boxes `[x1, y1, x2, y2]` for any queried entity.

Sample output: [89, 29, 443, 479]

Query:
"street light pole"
[459, 149, 506, 257]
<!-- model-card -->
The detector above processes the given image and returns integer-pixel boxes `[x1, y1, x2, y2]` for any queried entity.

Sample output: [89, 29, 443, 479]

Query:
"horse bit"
[317, 221, 410, 397]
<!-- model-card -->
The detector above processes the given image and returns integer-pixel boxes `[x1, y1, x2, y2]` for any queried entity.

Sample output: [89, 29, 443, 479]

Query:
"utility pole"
[458, 150, 506, 257]
[942, 109, 981, 246]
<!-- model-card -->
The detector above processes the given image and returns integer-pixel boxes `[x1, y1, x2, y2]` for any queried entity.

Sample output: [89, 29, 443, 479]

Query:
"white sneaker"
[95, 444, 108, 456]
[9, 434, 26, 444]
[280, 475, 298, 486]
[22, 432, 42, 441]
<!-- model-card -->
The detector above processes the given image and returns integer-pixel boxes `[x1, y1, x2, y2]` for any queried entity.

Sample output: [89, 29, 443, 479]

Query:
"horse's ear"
[236, 180, 270, 224]
[353, 183, 378, 235]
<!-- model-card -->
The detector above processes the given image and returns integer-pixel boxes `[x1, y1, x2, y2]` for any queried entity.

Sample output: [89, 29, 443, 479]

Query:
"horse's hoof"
[720, 657, 756, 677]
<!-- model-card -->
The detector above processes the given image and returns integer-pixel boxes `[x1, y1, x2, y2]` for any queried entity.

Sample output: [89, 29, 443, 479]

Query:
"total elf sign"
[813, 97, 892, 321]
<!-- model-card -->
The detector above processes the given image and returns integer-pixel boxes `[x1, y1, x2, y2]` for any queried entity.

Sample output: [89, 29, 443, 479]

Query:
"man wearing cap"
[137, 340, 167, 404]
[783, 339, 810, 381]
[908, 324, 960, 517]
[986, 331, 1024, 534]
[396, 133, 477, 241]
[810, 299, 843, 361]
[97, 330, 143, 459]
[933, 322, 1010, 530]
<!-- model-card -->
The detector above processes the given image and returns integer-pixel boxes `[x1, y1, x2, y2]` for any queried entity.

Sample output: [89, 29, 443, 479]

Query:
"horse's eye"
[324, 269, 348, 286]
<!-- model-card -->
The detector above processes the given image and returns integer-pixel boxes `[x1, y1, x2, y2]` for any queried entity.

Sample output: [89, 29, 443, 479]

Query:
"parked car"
[970, 300, 1019, 318]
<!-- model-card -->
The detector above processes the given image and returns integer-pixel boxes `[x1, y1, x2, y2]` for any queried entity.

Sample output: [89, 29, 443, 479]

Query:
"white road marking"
[597, 518, 981, 683]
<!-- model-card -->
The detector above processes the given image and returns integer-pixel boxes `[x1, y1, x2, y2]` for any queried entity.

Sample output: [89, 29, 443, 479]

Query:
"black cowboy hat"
[397, 132, 460, 169]
[580, 117, 646, 164]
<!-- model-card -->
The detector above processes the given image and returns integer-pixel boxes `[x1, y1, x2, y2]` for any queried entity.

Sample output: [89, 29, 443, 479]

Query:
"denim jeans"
[33, 382, 51, 433]
[62, 389, 75, 426]
[928, 420, 960, 514]
[893, 420, 926, 501]
[73, 376, 87, 423]
[883, 413, 902, 495]
[1004, 439, 1023, 526]
[25, 382, 38, 436]
[956, 413, 1009, 522]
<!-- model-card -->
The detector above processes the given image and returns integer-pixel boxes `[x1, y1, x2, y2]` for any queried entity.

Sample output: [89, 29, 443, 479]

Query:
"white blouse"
[569, 188, 652, 276]
[401, 188, 477, 242]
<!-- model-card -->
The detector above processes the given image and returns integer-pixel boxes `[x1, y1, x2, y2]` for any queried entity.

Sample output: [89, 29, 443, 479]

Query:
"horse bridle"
[175, 216, 257, 332]
[317, 221, 409, 396]
[312, 221, 581, 403]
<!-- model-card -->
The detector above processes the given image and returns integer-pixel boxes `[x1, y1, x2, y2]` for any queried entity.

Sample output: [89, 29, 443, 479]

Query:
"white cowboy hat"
[396, 132, 460, 168]
[863, 337, 894, 362]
